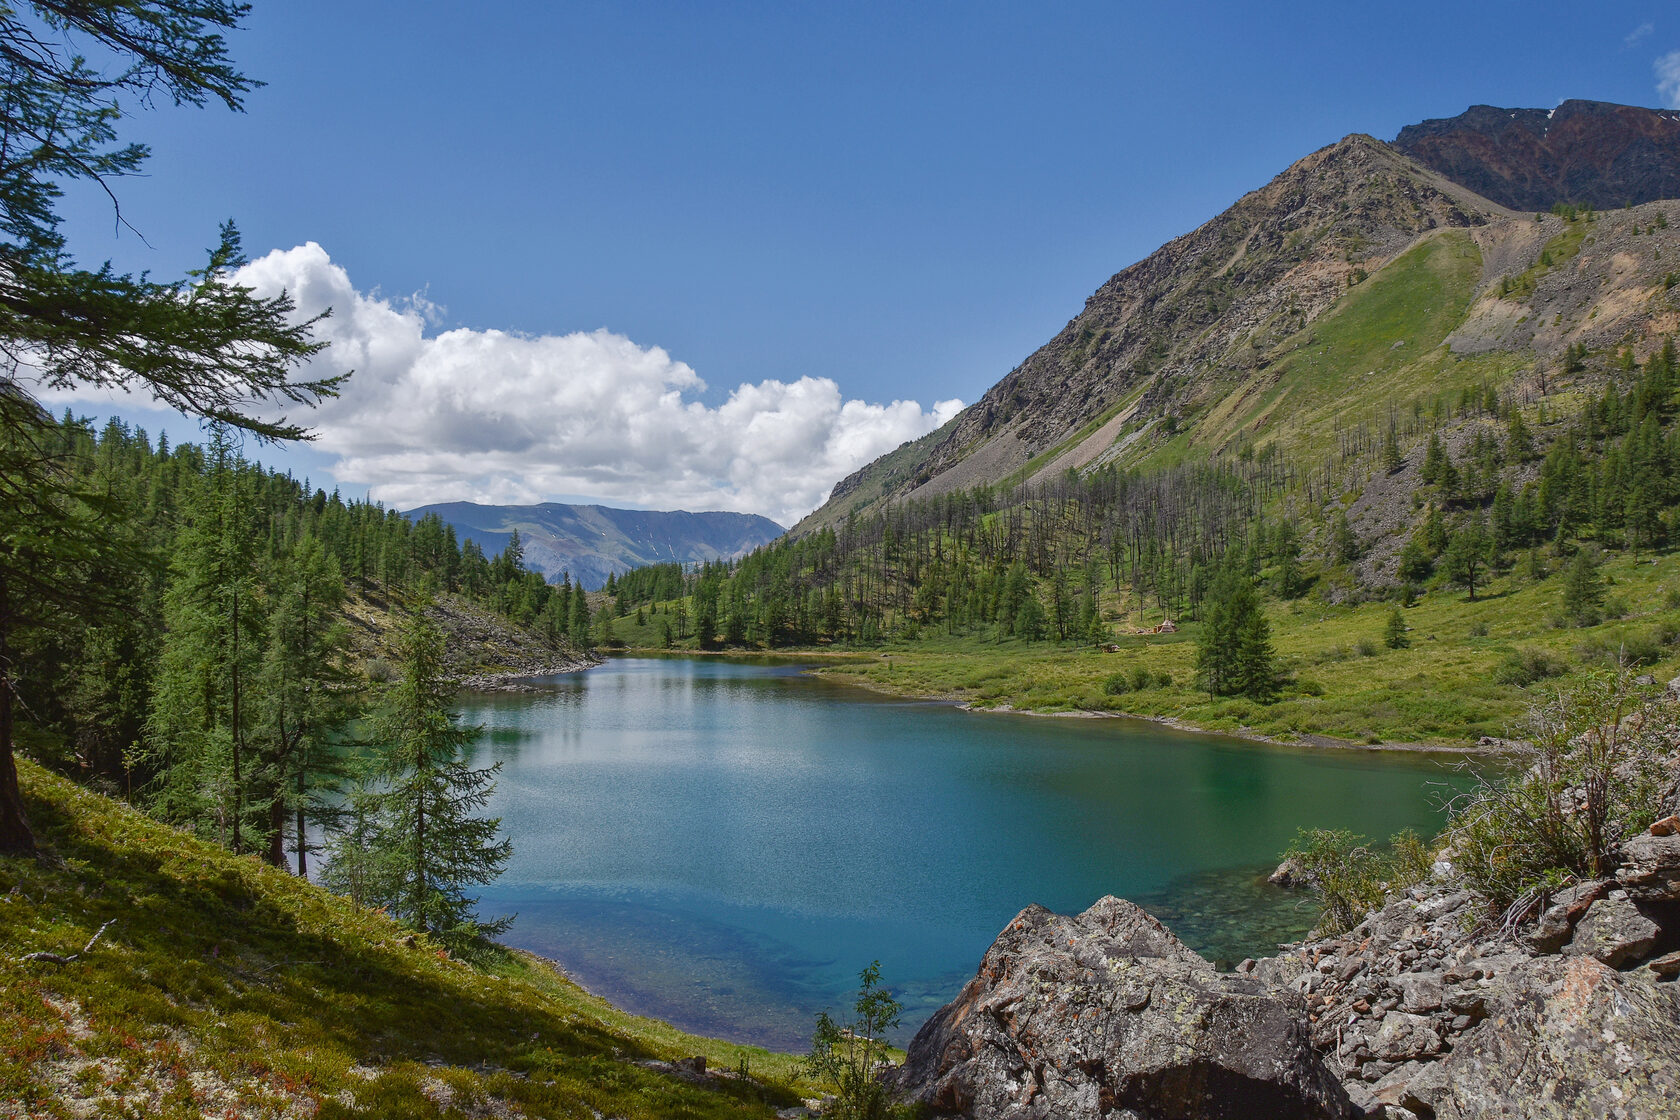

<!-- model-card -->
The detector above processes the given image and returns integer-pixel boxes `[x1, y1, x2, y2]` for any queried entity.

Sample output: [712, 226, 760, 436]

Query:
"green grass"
[0, 764, 810, 1118]
[663, 549, 1680, 747]
[1125, 229, 1490, 472]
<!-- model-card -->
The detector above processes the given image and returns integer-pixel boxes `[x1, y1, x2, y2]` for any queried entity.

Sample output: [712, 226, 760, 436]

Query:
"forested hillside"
[9, 414, 590, 869]
[616, 332, 1679, 645]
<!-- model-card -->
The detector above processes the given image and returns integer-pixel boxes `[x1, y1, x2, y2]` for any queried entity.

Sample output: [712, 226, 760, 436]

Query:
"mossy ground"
[614, 549, 1680, 747]
[0, 763, 809, 1118]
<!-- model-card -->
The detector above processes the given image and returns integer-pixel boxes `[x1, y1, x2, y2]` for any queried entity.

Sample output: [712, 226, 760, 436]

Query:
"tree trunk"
[295, 765, 308, 878]
[0, 580, 35, 855]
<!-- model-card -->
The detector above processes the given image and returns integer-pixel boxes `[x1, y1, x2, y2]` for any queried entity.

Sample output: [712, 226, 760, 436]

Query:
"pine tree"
[257, 534, 353, 873]
[1560, 549, 1606, 627]
[1384, 607, 1410, 650]
[146, 427, 264, 854]
[1330, 511, 1358, 564]
[1440, 520, 1491, 601]
[1195, 567, 1274, 700]
[0, 4, 341, 854]
[344, 610, 512, 949]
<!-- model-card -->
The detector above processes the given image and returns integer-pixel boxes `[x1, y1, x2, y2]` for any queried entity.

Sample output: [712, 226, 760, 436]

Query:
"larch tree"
[347, 609, 512, 949]
[0, 1, 341, 854]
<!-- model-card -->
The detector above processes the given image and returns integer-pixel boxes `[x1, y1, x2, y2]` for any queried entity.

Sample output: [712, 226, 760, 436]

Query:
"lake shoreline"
[608, 645, 1516, 757]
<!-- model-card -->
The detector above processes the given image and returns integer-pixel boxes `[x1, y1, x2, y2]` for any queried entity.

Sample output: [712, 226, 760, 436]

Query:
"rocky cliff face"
[1394, 100, 1680, 212]
[894, 819, 1680, 1119]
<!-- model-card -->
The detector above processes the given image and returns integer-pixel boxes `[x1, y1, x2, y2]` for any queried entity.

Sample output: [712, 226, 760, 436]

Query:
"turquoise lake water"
[460, 656, 1469, 1051]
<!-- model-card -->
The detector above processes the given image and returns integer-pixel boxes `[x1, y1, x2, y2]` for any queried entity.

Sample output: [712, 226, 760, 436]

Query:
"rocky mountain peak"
[1394, 99, 1680, 211]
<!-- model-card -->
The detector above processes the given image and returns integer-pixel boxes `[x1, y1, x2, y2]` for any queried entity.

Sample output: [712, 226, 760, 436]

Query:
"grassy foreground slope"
[0, 763, 803, 1119]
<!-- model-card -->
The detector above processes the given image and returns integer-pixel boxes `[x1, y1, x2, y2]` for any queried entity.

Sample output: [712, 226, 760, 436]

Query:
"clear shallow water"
[462, 657, 1468, 1051]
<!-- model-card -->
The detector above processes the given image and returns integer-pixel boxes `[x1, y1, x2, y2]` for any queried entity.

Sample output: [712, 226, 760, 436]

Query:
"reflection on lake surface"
[462, 656, 1467, 1050]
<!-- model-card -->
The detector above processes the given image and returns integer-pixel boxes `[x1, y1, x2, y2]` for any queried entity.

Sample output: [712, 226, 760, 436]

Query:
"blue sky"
[50, 1, 1680, 522]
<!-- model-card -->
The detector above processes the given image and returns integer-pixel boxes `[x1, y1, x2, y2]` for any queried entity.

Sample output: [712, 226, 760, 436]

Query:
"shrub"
[1102, 673, 1129, 696]
[1354, 638, 1379, 658]
[1576, 629, 1665, 669]
[1154, 670, 1173, 689]
[1129, 665, 1153, 692]
[1444, 673, 1673, 918]
[1467, 621, 1489, 638]
[1285, 828, 1433, 936]
[1493, 646, 1568, 686]
[806, 962, 906, 1120]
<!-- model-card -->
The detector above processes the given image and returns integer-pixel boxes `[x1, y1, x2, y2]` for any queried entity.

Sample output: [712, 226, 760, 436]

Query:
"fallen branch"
[18, 919, 116, 965]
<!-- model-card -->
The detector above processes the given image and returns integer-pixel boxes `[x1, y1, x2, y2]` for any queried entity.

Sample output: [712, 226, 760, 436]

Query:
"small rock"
[1648, 950, 1680, 979]
[1370, 1013, 1442, 1062]
[1526, 879, 1609, 953]
[1564, 896, 1661, 968]
[1397, 973, 1444, 1013]
[1269, 857, 1315, 889]
[1651, 815, 1680, 837]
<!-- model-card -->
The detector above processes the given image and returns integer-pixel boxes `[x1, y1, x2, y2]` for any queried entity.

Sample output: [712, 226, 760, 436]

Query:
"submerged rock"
[888, 896, 1356, 1120]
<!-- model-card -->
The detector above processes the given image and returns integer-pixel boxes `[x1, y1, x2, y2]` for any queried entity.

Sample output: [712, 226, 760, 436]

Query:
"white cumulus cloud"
[223, 244, 959, 526]
[1658, 49, 1680, 108]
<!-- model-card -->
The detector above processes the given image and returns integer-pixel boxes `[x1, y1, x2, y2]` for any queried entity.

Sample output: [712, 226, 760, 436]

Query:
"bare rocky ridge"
[894, 818, 1680, 1119]
[1394, 100, 1680, 213]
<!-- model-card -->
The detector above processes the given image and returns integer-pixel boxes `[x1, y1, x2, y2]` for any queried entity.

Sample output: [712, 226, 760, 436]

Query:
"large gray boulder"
[1617, 832, 1680, 901]
[1562, 894, 1662, 968]
[889, 897, 1356, 1120]
[1427, 955, 1680, 1119]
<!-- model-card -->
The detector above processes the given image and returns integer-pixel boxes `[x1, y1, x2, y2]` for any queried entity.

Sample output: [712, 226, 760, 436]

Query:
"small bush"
[365, 656, 396, 683]
[1493, 646, 1568, 686]
[1467, 621, 1490, 638]
[1129, 665, 1153, 692]
[1445, 673, 1673, 915]
[1102, 673, 1129, 696]
[1354, 638, 1378, 658]
[1154, 670, 1173, 688]
[1285, 828, 1433, 936]
[1576, 629, 1665, 669]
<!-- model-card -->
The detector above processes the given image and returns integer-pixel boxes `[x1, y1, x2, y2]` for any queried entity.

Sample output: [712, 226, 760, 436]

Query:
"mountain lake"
[461, 656, 1476, 1050]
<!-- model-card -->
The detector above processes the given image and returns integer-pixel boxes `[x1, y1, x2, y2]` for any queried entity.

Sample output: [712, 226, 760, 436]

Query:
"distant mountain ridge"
[1394, 99, 1680, 211]
[404, 502, 784, 590]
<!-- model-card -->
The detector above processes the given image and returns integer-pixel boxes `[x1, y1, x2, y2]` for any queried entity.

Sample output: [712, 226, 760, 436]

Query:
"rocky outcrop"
[1616, 831, 1680, 901]
[898, 873, 1680, 1119]
[1394, 100, 1680, 212]
[889, 897, 1357, 1120]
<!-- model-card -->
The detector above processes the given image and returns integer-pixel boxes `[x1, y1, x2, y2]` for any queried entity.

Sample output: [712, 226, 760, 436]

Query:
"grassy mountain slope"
[798, 114, 1680, 536]
[1, 762, 804, 1119]
[407, 503, 784, 591]
[796, 133, 1506, 531]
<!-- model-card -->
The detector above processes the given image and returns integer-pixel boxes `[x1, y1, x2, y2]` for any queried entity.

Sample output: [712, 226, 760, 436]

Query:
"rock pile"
[894, 817, 1680, 1119]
